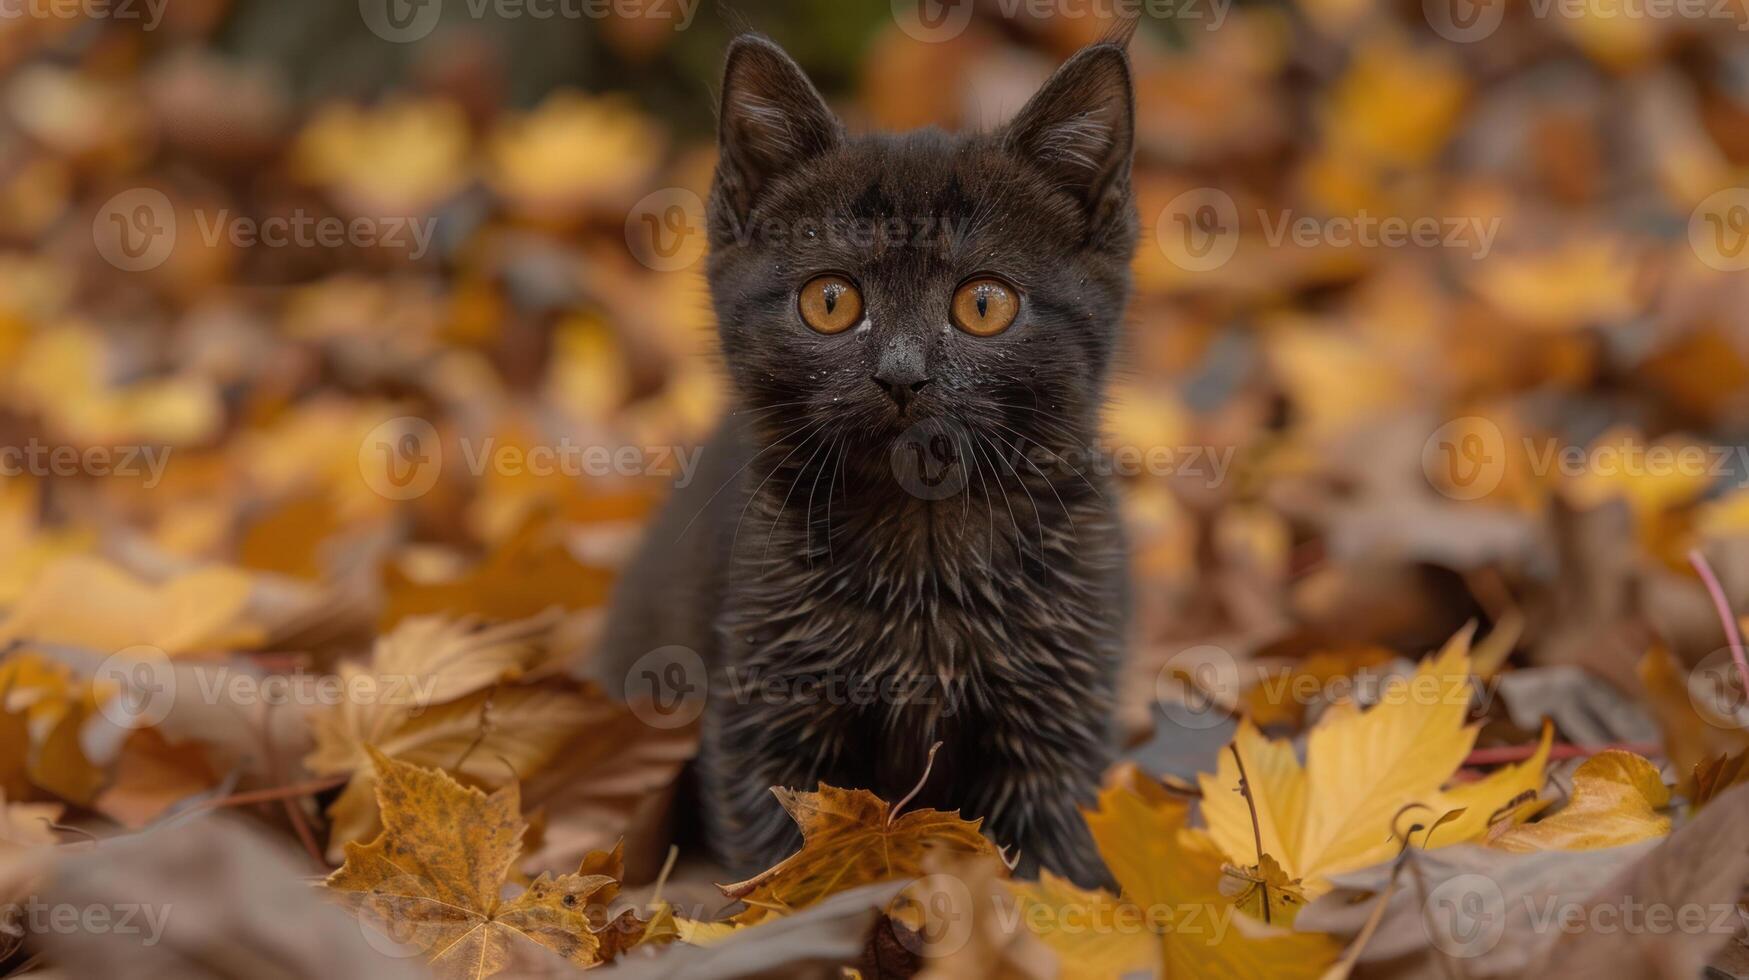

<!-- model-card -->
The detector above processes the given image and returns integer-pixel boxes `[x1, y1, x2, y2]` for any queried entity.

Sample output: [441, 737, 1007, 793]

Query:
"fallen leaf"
[0, 556, 263, 655]
[1487, 751, 1671, 853]
[720, 783, 999, 927]
[1079, 776, 1340, 977]
[0, 651, 108, 805]
[325, 747, 632, 978]
[1199, 627, 1553, 896]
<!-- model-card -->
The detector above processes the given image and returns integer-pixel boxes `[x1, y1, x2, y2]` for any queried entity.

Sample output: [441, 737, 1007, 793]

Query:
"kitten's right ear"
[715, 35, 843, 218]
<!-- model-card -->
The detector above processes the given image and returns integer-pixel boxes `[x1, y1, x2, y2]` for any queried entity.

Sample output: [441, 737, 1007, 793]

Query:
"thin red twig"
[1462, 741, 1661, 767]
[1689, 548, 1749, 712]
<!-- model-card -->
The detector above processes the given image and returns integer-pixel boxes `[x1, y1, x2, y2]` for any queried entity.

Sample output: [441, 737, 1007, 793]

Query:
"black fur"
[598, 34, 1137, 888]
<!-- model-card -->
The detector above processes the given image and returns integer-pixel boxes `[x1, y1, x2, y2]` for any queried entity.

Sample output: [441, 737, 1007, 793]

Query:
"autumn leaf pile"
[2, 0, 1749, 978]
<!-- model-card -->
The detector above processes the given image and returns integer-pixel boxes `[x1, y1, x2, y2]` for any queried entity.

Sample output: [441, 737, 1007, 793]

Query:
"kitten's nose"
[873, 372, 932, 412]
[872, 341, 932, 413]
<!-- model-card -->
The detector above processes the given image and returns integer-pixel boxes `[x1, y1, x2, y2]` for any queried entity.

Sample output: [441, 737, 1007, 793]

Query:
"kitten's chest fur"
[713, 443, 1126, 800]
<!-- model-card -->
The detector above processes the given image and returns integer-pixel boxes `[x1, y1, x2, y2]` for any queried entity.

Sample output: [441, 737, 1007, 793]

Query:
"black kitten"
[599, 33, 1136, 887]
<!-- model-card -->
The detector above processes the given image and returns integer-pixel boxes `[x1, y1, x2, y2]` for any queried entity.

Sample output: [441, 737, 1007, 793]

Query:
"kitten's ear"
[715, 35, 843, 217]
[1003, 42, 1135, 218]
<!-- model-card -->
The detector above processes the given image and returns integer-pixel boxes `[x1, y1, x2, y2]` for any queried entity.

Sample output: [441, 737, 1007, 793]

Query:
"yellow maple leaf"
[0, 555, 262, 655]
[1487, 751, 1671, 853]
[719, 783, 998, 927]
[1199, 626, 1552, 896]
[325, 748, 631, 979]
[1022, 772, 1339, 978]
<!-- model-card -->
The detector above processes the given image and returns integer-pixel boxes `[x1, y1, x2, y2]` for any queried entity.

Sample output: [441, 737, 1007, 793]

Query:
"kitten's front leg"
[700, 679, 863, 875]
[969, 709, 1116, 891]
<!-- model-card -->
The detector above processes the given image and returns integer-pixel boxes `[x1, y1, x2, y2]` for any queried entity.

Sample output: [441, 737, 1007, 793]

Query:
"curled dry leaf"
[1487, 750, 1671, 853]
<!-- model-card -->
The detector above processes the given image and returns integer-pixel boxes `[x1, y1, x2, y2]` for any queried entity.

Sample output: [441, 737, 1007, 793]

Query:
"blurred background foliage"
[1, 0, 1748, 783]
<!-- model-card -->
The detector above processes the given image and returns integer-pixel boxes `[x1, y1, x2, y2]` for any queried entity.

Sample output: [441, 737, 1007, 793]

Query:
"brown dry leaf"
[0, 555, 264, 655]
[517, 693, 698, 878]
[306, 676, 602, 859]
[1488, 751, 1671, 853]
[720, 783, 999, 927]
[1219, 852, 1308, 927]
[92, 727, 217, 829]
[1690, 750, 1749, 810]
[326, 747, 633, 979]
[1636, 645, 1749, 788]
[366, 611, 566, 706]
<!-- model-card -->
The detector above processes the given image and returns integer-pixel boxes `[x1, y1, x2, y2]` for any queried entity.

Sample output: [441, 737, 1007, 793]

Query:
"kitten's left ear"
[1004, 42, 1135, 219]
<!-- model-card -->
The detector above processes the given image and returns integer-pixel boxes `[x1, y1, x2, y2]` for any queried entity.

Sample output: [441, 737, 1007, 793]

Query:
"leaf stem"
[1689, 548, 1749, 712]
[1228, 742, 1270, 925]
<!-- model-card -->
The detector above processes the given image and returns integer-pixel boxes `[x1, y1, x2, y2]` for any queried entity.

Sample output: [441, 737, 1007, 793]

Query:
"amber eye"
[951, 278, 1019, 336]
[798, 275, 864, 334]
